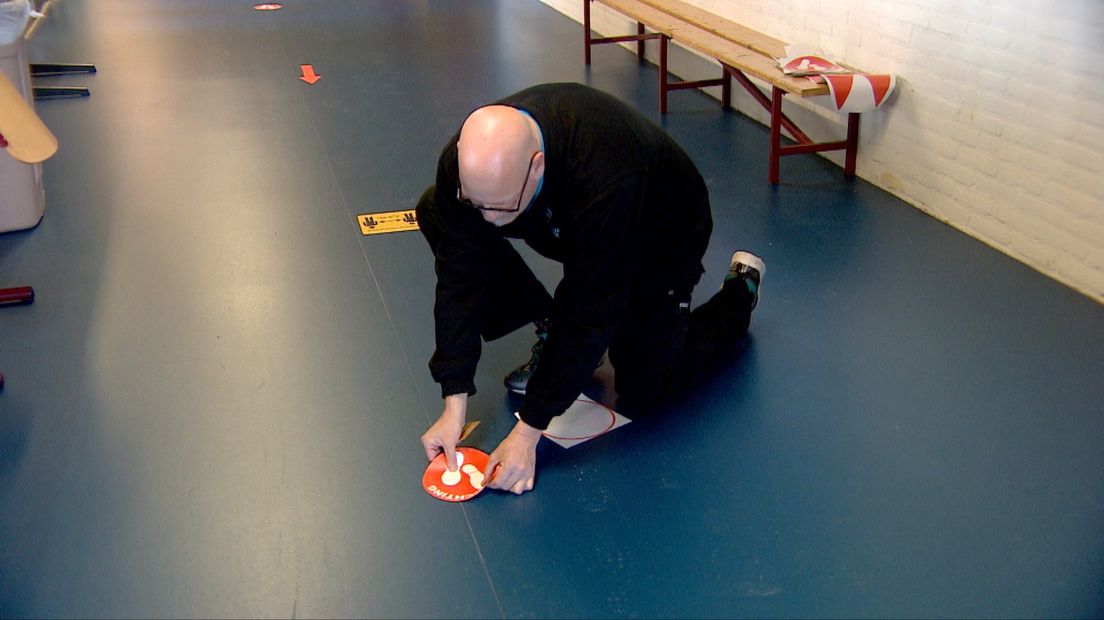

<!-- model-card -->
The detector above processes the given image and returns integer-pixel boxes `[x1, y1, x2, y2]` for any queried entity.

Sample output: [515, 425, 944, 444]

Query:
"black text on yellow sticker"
[357, 210, 419, 235]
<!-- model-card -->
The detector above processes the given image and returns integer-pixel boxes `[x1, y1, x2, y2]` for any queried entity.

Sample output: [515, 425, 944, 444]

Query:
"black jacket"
[424, 83, 712, 430]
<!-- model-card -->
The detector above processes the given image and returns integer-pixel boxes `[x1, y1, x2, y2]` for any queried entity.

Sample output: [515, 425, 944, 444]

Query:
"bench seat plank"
[637, 0, 789, 59]
[598, 0, 683, 36]
[666, 22, 828, 96]
[585, 0, 861, 184]
[595, 0, 827, 96]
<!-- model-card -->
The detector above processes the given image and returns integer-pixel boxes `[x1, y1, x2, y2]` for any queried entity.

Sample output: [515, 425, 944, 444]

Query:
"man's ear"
[533, 151, 546, 179]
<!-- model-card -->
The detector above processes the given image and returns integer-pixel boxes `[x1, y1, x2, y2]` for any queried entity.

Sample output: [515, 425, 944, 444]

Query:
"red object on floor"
[0, 286, 34, 306]
[421, 447, 492, 502]
[0, 286, 32, 392]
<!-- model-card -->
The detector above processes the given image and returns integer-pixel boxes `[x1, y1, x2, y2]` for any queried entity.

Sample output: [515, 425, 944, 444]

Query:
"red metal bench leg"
[659, 35, 669, 114]
[727, 65, 811, 142]
[0, 286, 33, 394]
[637, 23, 646, 60]
[845, 112, 860, 177]
[769, 87, 783, 185]
[0, 286, 34, 306]
[583, 0, 592, 65]
[721, 66, 731, 109]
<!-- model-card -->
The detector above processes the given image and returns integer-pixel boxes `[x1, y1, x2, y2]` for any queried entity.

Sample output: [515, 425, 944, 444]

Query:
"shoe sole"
[731, 251, 765, 278]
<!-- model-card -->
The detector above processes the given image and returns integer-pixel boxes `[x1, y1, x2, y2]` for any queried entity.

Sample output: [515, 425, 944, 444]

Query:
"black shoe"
[725, 250, 765, 310]
[504, 338, 544, 395]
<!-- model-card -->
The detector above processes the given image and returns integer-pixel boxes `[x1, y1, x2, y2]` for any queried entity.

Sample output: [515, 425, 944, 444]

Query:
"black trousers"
[608, 275, 753, 413]
[418, 186, 753, 407]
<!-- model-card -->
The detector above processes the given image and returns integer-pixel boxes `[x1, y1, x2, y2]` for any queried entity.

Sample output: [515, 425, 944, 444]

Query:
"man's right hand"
[420, 393, 468, 471]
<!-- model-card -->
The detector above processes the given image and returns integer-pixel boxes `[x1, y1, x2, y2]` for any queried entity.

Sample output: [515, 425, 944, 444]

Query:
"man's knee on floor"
[614, 373, 676, 417]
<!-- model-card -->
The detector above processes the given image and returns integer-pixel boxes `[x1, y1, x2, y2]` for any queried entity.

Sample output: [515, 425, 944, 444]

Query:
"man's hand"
[421, 394, 468, 471]
[484, 419, 542, 495]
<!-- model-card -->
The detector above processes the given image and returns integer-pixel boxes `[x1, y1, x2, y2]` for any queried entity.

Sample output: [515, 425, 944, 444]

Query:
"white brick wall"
[541, 0, 1104, 302]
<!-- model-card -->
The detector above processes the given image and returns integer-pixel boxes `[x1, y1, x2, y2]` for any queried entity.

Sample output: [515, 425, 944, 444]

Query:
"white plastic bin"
[1, 35, 46, 233]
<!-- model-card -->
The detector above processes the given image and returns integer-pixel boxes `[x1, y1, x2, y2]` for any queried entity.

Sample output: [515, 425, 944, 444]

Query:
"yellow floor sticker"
[357, 210, 419, 235]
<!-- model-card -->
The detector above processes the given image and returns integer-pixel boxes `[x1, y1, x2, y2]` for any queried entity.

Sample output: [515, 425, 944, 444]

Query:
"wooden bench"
[583, 0, 862, 184]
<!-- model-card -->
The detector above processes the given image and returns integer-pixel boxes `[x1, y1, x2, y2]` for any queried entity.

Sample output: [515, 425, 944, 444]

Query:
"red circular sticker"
[542, 398, 616, 441]
[422, 447, 491, 502]
[253, 3, 283, 10]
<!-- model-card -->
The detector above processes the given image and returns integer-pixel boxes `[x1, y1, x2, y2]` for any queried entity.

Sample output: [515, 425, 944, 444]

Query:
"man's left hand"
[484, 420, 542, 495]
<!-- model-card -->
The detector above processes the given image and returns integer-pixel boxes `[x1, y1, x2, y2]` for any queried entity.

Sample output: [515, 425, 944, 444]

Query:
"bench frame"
[583, 0, 860, 185]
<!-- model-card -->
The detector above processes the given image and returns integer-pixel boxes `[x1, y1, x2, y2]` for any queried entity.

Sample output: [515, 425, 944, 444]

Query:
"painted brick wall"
[541, 0, 1104, 302]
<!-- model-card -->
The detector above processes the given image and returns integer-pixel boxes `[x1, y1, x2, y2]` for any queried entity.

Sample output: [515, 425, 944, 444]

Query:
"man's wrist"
[443, 393, 467, 421]
[512, 419, 543, 443]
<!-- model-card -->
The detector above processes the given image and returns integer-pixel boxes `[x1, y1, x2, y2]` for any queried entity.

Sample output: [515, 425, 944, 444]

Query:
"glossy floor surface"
[1, 1, 1102, 618]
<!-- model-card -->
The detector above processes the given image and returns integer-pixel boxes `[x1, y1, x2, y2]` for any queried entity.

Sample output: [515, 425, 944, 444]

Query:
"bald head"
[457, 106, 542, 215]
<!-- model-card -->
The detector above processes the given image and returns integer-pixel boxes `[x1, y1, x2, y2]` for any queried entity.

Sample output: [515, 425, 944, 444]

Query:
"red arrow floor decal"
[299, 64, 321, 85]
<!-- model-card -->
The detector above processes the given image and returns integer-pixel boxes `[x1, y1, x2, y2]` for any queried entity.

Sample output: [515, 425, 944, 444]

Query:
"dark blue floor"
[1, 1, 1102, 618]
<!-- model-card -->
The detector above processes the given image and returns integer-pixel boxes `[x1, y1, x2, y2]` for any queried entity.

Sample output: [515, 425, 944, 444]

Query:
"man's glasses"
[456, 151, 539, 212]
